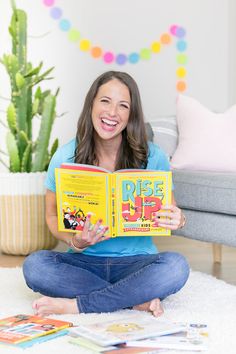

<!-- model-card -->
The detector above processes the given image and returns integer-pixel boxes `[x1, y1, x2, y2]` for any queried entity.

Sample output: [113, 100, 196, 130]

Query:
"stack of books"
[67, 315, 209, 353]
[0, 314, 73, 348]
[0, 313, 209, 352]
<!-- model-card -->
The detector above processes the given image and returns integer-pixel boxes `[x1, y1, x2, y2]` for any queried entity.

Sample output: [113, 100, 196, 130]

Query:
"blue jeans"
[23, 251, 189, 313]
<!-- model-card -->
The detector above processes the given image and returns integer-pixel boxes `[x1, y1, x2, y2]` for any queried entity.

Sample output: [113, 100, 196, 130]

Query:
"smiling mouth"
[101, 118, 118, 127]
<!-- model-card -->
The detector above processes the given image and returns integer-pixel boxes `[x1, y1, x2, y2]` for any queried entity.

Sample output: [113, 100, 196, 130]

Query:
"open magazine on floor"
[69, 315, 185, 347]
[68, 335, 179, 353]
[126, 323, 209, 352]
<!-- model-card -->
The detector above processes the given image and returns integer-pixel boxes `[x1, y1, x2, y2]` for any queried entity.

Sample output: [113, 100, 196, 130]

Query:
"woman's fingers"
[153, 204, 182, 229]
[95, 226, 110, 243]
[92, 218, 103, 235]
[82, 213, 91, 235]
[76, 215, 110, 245]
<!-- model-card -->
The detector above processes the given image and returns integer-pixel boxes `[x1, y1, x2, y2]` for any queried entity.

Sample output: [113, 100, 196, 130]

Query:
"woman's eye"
[120, 104, 130, 110]
[100, 99, 109, 104]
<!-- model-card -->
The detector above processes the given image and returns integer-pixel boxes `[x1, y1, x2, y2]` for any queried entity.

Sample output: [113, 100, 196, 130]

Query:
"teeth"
[102, 118, 117, 126]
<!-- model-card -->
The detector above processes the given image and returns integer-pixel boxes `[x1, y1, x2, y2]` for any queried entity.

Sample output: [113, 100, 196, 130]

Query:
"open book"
[55, 163, 172, 237]
[68, 315, 185, 347]
[126, 322, 209, 352]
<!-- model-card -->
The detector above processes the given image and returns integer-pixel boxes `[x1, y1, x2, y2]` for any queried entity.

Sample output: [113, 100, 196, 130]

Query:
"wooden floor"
[0, 236, 235, 285]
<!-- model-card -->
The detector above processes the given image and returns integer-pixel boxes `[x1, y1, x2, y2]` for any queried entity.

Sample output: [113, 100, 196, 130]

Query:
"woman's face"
[91, 78, 131, 142]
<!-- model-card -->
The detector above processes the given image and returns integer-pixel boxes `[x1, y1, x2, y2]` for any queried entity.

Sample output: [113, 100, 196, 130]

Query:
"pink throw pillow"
[171, 95, 236, 172]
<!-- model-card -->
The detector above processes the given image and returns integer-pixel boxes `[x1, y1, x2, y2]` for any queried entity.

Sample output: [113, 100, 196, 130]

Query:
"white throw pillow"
[171, 95, 236, 172]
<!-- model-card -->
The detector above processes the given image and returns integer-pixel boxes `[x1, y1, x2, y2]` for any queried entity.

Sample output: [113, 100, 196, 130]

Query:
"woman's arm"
[45, 189, 110, 249]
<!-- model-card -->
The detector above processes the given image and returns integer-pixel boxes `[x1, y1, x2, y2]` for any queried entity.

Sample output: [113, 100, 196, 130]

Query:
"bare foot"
[32, 296, 79, 316]
[133, 298, 164, 317]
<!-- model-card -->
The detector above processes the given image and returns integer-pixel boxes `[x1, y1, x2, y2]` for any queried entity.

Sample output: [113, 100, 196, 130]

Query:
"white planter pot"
[0, 172, 57, 255]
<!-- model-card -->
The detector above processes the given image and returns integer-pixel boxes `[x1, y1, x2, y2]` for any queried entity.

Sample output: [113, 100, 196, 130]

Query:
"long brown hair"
[74, 71, 148, 169]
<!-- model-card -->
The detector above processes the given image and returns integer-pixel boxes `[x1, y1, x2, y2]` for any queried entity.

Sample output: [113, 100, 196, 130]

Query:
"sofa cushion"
[149, 116, 178, 158]
[173, 169, 236, 215]
[171, 95, 236, 172]
[174, 209, 236, 247]
[146, 117, 178, 158]
[145, 122, 154, 141]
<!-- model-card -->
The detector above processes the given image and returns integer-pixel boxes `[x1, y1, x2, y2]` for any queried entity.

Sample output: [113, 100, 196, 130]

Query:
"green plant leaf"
[18, 130, 28, 145]
[24, 62, 43, 78]
[7, 103, 17, 134]
[50, 138, 59, 158]
[34, 86, 42, 100]
[15, 72, 25, 89]
[21, 142, 31, 172]
[6, 131, 20, 172]
[32, 98, 39, 116]
[32, 94, 56, 172]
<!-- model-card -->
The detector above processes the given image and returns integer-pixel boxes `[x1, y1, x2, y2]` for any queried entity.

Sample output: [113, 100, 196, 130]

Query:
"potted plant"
[0, 1, 59, 255]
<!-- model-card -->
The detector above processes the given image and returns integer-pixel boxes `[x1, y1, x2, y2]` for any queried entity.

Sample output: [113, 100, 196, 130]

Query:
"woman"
[23, 71, 189, 317]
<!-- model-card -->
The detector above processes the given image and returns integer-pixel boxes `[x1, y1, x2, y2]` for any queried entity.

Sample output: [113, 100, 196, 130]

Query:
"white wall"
[0, 0, 235, 171]
[229, 0, 236, 105]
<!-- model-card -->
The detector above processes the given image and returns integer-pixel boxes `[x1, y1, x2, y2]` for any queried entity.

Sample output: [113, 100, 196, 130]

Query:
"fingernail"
[99, 219, 103, 223]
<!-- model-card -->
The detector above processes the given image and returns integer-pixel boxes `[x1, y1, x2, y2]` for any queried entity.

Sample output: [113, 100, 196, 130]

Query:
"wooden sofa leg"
[212, 243, 222, 263]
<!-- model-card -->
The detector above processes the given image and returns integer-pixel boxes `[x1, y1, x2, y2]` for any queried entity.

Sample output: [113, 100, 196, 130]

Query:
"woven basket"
[0, 172, 57, 255]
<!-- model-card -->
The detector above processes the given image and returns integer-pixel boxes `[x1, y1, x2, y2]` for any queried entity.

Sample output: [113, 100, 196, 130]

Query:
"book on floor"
[69, 335, 117, 352]
[55, 163, 172, 237]
[68, 336, 169, 353]
[68, 315, 185, 347]
[126, 322, 209, 352]
[16, 329, 69, 349]
[0, 314, 73, 345]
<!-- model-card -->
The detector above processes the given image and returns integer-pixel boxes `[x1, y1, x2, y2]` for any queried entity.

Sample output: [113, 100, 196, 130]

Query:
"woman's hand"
[71, 214, 110, 250]
[153, 204, 186, 230]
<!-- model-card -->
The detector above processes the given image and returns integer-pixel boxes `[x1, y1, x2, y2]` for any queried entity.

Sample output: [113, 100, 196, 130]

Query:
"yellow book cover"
[55, 163, 172, 237]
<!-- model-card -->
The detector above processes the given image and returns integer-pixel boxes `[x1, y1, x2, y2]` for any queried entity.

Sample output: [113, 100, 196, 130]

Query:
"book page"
[126, 323, 209, 351]
[69, 316, 184, 347]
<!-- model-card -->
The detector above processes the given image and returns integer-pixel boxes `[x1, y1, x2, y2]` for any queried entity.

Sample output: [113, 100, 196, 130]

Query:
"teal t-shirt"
[45, 139, 170, 257]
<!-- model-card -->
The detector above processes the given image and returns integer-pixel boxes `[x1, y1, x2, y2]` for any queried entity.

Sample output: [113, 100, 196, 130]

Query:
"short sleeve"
[45, 150, 63, 192]
[45, 139, 76, 192]
[147, 142, 170, 171]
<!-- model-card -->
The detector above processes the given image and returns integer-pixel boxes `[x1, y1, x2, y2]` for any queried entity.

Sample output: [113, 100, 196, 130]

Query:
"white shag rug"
[0, 267, 236, 354]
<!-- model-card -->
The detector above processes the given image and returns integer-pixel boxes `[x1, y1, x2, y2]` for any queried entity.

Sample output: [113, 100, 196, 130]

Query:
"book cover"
[68, 315, 185, 347]
[16, 329, 69, 348]
[0, 314, 72, 344]
[69, 336, 162, 354]
[126, 323, 209, 352]
[105, 344, 166, 354]
[55, 163, 172, 237]
[68, 336, 167, 354]
[69, 335, 117, 352]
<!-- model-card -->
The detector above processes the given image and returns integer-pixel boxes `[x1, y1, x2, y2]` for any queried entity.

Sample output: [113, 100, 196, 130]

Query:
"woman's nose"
[108, 103, 117, 116]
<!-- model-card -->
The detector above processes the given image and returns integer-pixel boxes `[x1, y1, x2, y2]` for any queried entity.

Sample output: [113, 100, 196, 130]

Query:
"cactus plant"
[0, 0, 59, 172]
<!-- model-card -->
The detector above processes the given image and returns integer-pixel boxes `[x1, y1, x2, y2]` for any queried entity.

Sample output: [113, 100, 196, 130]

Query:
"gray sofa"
[146, 122, 236, 263]
[173, 169, 236, 262]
